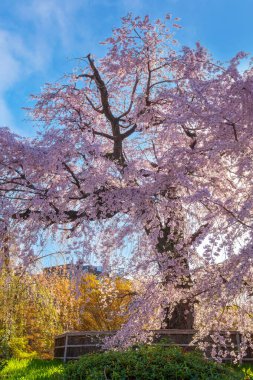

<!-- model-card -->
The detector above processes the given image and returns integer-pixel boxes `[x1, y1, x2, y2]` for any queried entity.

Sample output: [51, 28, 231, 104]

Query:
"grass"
[0, 356, 252, 380]
[0, 358, 64, 379]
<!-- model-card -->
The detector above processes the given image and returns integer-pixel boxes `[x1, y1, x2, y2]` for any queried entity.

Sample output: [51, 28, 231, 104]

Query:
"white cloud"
[0, 29, 26, 130]
[0, 26, 49, 132]
[0, 0, 76, 132]
[16, 0, 88, 51]
[0, 30, 24, 92]
[0, 98, 15, 128]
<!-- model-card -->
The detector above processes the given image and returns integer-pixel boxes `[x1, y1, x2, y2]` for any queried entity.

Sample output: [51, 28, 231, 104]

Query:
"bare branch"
[121, 124, 137, 139]
[118, 75, 139, 119]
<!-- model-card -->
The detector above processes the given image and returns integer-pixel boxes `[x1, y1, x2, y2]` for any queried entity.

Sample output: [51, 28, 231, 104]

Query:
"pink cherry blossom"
[0, 14, 252, 361]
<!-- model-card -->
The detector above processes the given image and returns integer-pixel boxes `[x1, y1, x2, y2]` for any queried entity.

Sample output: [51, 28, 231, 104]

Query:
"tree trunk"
[0, 226, 11, 273]
[155, 217, 195, 330]
[162, 300, 194, 329]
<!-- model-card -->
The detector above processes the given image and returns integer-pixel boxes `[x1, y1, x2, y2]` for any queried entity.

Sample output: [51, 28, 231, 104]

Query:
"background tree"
[78, 274, 133, 331]
[0, 270, 62, 359]
[0, 269, 133, 358]
[0, 14, 253, 357]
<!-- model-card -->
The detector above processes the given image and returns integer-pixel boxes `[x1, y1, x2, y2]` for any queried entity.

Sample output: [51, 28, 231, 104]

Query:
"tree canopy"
[0, 14, 252, 358]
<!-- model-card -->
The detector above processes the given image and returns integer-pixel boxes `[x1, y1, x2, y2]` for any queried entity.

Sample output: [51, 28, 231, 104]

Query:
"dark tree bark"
[155, 216, 195, 330]
[162, 297, 194, 329]
[0, 224, 11, 273]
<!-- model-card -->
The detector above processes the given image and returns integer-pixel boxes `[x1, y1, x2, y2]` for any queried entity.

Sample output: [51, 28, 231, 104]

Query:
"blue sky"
[1, 0, 253, 136]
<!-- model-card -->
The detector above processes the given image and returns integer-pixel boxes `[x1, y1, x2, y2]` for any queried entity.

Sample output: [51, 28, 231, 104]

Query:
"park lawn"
[0, 357, 252, 380]
[0, 358, 65, 380]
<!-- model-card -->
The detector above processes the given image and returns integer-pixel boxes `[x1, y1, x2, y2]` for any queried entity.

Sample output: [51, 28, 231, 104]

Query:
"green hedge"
[64, 345, 245, 380]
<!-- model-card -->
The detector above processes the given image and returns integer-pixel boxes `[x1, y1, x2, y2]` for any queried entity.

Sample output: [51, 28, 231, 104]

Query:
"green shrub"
[0, 331, 37, 359]
[8, 336, 37, 359]
[64, 345, 244, 380]
[239, 364, 253, 380]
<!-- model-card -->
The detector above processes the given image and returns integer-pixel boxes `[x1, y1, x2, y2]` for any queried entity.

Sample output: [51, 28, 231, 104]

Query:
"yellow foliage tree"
[78, 274, 133, 331]
[0, 270, 61, 359]
[0, 269, 133, 358]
